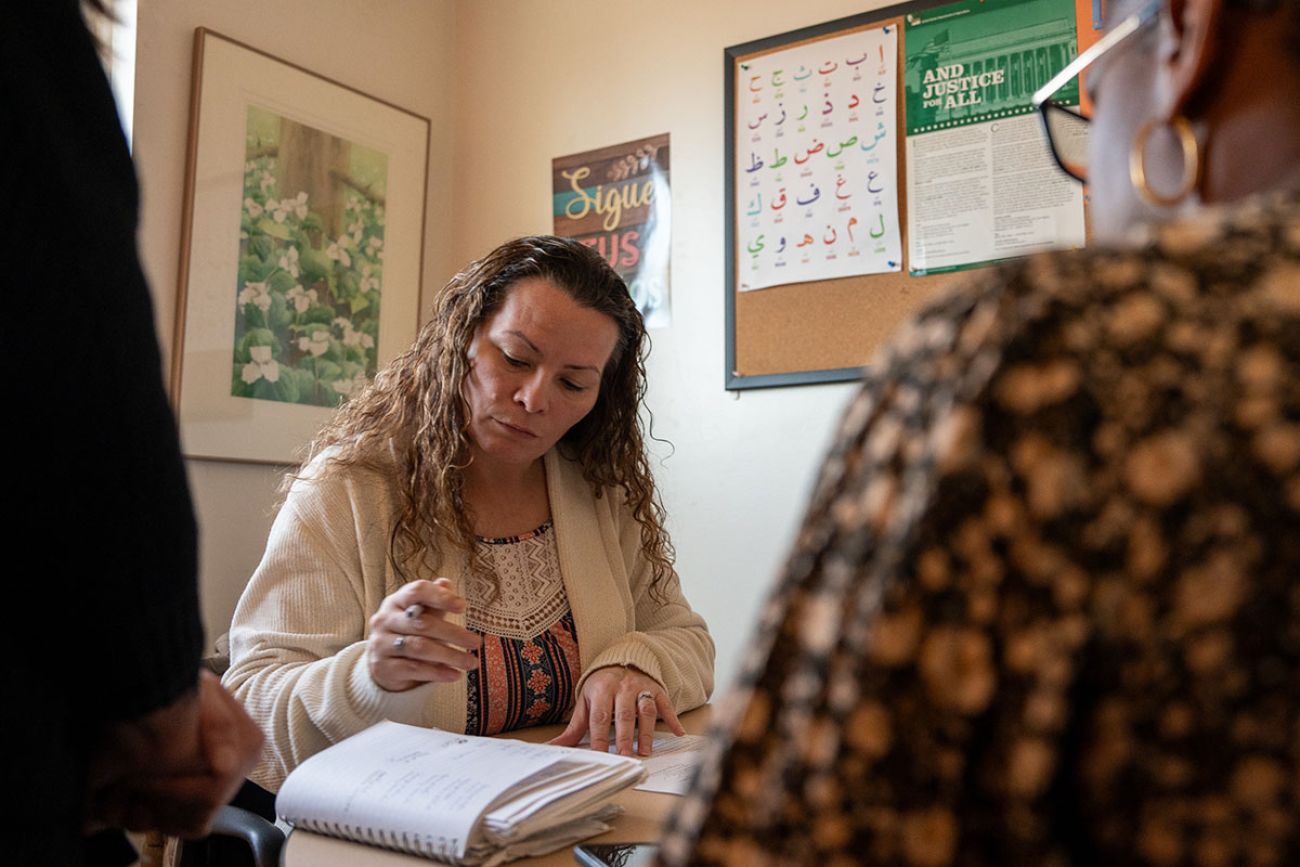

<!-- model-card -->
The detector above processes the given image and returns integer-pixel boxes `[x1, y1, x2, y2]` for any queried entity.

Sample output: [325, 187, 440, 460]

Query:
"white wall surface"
[133, 0, 889, 688]
[133, 0, 459, 645]
[449, 0, 892, 689]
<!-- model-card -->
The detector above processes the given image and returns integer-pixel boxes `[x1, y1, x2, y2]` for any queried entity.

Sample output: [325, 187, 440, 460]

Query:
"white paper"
[632, 735, 707, 795]
[906, 114, 1085, 274]
[591, 734, 708, 795]
[736, 25, 903, 291]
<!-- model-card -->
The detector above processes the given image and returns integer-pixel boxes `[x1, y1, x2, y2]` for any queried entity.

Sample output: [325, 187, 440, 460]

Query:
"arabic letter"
[747, 194, 762, 216]
[846, 52, 866, 66]
[794, 65, 811, 80]
[797, 233, 814, 247]
[873, 82, 887, 103]
[848, 94, 860, 109]
[771, 149, 788, 168]
[797, 185, 821, 206]
[809, 139, 824, 154]
[748, 234, 766, 254]
[746, 152, 763, 172]
[823, 226, 837, 244]
[869, 214, 885, 238]
[797, 104, 809, 120]
[772, 69, 784, 87]
[847, 215, 859, 241]
[822, 98, 833, 115]
[842, 135, 858, 148]
[749, 75, 762, 92]
[777, 236, 787, 252]
[819, 61, 838, 74]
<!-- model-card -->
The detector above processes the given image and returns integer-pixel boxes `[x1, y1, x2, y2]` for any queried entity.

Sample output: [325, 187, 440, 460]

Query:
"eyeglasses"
[1032, 0, 1161, 183]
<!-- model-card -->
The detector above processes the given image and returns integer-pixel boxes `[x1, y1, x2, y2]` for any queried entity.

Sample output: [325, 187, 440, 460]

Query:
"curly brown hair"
[296, 235, 676, 600]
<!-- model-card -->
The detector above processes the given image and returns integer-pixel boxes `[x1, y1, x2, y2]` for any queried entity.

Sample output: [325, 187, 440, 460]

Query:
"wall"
[133, 0, 459, 644]
[450, 0, 894, 689]
[133, 0, 893, 688]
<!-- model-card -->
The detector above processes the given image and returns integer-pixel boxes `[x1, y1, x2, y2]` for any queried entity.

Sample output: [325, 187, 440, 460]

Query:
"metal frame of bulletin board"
[725, 0, 1095, 390]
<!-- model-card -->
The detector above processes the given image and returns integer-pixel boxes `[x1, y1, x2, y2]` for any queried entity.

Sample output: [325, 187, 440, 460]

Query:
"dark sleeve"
[655, 277, 1077, 866]
[660, 239, 1300, 865]
[2, 0, 203, 722]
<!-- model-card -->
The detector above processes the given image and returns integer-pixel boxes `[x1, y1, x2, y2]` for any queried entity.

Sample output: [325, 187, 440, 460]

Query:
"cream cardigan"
[223, 449, 714, 791]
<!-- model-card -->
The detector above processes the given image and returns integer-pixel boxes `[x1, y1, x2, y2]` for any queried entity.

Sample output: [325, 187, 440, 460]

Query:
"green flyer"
[904, 0, 1080, 135]
[903, 0, 1086, 275]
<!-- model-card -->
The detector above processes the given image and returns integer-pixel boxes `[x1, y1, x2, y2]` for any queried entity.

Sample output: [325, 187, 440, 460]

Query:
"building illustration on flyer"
[903, 0, 1087, 275]
[552, 134, 671, 328]
[735, 25, 903, 292]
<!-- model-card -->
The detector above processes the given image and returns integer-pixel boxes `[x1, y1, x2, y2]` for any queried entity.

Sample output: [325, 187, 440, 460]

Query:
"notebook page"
[277, 721, 573, 860]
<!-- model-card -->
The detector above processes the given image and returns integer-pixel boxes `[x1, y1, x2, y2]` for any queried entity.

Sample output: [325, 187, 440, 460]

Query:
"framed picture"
[172, 29, 430, 463]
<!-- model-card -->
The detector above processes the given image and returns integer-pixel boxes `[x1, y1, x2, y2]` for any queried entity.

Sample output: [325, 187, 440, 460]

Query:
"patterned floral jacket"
[661, 190, 1300, 866]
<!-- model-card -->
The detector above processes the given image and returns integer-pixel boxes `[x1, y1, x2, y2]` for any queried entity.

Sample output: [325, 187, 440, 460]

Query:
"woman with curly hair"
[223, 236, 713, 792]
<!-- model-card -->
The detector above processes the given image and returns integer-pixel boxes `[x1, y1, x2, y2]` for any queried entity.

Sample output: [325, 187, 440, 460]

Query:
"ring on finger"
[393, 635, 406, 653]
[636, 690, 655, 705]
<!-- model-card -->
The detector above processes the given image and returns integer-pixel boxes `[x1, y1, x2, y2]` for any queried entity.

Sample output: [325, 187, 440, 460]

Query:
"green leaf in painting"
[314, 360, 342, 382]
[300, 248, 333, 282]
[269, 270, 297, 294]
[249, 234, 273, 262]
[302, 306, 334, 326]
[256, 217, 293, 241]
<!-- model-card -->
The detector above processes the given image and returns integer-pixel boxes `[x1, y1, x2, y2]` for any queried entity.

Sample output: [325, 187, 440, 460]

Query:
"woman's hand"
[549, 665, 684, 756]
[368, 578, 481, 692]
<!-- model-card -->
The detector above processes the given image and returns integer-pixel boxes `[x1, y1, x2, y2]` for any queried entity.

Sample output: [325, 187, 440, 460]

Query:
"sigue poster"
[552, 134, 671, 328]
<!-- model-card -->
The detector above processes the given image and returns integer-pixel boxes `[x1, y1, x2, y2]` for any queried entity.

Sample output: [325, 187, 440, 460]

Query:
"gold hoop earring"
[1129, 115, 1201, 208]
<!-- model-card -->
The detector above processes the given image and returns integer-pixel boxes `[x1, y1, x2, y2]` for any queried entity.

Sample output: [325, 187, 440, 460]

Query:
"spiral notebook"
[276, 720, 646, 865]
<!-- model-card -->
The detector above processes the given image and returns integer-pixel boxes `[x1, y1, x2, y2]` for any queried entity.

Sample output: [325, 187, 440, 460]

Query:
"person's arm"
[5, 3, 264, 848]
[553, 490, 714, 755]
[222, 466, 465, 789]
[576, 502, 715, 713]
[657, 272, 1091, 864]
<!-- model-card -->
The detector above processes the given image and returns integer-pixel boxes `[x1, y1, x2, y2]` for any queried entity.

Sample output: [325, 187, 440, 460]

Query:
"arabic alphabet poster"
[903, 0, 1086, 275]
[736, 25, 901, 293]
[552, 134, 671, 328]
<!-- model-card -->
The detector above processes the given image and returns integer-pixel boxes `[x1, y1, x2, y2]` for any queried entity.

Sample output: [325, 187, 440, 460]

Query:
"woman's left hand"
[549, 665, 685, 756]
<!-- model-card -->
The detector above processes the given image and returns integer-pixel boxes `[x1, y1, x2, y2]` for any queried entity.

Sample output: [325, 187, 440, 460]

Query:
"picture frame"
[172, 29, 430, 463]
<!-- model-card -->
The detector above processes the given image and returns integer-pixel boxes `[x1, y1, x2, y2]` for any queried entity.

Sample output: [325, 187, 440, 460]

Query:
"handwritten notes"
[737, 26, 901, 292]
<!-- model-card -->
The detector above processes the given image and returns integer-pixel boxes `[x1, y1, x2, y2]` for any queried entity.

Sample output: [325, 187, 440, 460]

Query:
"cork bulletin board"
[725, 0, 1091, 389]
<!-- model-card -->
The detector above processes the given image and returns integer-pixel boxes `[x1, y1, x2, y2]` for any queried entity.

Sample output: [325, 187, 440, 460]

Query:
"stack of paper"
[276, 721, 646, 865]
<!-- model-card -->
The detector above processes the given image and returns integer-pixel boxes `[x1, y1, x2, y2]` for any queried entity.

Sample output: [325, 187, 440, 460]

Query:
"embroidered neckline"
[475, 520, 553, 546]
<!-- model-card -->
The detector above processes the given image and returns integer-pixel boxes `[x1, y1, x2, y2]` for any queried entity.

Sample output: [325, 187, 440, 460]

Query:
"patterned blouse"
[464, 521, 581, 736]
[660, 190, 1300, 866]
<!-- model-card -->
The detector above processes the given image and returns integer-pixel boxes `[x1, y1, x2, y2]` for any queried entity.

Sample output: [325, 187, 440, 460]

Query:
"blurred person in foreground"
[3, 2, 262, 864]
[660, 0, 1300, 863]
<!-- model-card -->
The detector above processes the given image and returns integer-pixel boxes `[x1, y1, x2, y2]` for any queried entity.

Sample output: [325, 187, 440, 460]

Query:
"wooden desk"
[282, 706, 711, 867]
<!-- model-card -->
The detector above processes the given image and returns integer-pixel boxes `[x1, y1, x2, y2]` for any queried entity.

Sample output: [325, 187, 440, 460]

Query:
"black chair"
[177, 781, 283, 867]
